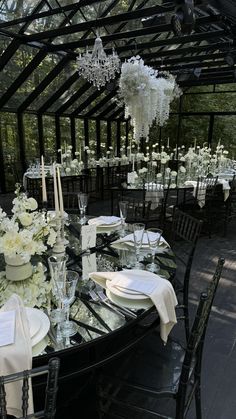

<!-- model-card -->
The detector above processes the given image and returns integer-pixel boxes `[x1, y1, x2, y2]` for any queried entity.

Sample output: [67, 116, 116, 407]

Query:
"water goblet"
[78, 192, 88, 224]
[146, 228, 163, 273]
[132, 223, 145, 269]
[119, 201, 128, 236]
[58, 270, 79, 337]
[48, 255, 67, 324]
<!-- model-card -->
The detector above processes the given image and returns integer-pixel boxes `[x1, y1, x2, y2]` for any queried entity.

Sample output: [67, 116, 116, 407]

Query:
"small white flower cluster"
[0, 186, 57, 262]
[0, 263, 51, 308]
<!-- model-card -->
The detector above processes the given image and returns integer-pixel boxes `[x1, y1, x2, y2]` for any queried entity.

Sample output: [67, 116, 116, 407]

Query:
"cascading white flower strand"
[119, 56, 182, 142]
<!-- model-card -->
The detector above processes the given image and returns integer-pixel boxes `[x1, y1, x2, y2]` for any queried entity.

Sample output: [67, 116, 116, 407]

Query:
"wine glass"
[119, 201, 128, 236]
[58, 270, 79, 337]
[78, 192, 88, 224]
[48, 255, 67, 323]
[132, 223, 145, 269]
[146, 228, 163, 273]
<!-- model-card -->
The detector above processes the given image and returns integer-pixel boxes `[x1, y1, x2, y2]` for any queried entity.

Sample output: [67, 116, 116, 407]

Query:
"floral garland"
[119, 56, 181, 142]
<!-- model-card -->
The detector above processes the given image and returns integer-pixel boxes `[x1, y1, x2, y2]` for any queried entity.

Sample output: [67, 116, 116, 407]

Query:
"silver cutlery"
[95, 289, 137, 319]
[89, 289, 127, 319]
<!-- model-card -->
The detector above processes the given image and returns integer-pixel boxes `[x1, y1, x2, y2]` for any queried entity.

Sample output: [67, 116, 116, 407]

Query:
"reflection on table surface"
[1, 215, 176, 358]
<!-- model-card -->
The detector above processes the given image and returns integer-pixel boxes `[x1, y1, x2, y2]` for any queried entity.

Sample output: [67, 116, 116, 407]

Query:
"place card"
[0, 310, 15, 347]
[81, 224, 96, 250]
[82, 254, 97, 280]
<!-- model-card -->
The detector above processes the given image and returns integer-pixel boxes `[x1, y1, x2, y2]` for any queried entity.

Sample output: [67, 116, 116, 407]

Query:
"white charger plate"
[106, 288, 153, 310]
[25, 308, 50, 347]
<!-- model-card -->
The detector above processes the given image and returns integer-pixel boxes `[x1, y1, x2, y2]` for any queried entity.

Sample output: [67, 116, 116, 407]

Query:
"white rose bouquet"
[0, 185, 57, 262]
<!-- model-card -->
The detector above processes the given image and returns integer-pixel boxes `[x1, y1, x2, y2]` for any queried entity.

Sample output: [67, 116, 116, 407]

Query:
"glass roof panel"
[30, 59, 77, 111]
[64, 85, 97, 113]
[0, 43, 38, 98]
[48, 78, 94, 113]
[6, 52, 61, 108]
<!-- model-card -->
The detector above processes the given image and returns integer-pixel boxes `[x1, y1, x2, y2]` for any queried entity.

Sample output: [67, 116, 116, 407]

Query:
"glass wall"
[43, 116, 56, 163]
[24, 114, 39, 164]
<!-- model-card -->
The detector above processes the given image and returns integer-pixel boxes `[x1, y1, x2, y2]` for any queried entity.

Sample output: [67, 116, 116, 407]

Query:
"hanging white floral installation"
[118, 56, 182, 142]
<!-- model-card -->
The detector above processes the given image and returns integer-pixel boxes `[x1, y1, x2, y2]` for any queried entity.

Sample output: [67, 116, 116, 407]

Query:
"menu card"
[0, 310, 16, 347]
[81, 224, 96, 250]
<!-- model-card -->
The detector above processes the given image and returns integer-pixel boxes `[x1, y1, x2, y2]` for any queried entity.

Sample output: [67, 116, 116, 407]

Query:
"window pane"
[24, 114, 39, 163]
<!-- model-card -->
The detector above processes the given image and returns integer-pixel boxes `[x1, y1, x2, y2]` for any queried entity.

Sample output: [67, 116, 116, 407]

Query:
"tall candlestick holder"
[52, 216, 65, 255]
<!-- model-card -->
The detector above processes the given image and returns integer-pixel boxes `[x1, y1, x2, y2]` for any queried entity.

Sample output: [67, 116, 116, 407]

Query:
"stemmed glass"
[132, 223, 145, 269]
[146, 228, 163, 273]
[119, 201, 128, 236]
[78, 192, 88, 224]
[48, 255, 67, 323]
[58, 270, 79, 337]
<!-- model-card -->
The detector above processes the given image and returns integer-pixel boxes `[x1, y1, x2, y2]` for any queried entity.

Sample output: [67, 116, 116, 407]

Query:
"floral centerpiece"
[0, 185, 57, 281]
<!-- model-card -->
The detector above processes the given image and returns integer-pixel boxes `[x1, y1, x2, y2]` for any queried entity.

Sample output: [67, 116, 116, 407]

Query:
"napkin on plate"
[89, 216, 121, 226]
[89, 270, 177, 343]
[113, 231, 169, 248]
[0, 294, 34, 417]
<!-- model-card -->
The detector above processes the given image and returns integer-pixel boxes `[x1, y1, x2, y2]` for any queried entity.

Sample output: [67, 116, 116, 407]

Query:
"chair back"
[0, 357, 60, 419]
[176, 258, 225, 418]
[171, 209, 203, 340]
[125, 198, 151, 226]
[195, 176, 218, 205]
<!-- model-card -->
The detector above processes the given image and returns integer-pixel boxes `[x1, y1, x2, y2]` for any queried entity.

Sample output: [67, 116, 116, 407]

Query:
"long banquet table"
[1, 216, 176, 417]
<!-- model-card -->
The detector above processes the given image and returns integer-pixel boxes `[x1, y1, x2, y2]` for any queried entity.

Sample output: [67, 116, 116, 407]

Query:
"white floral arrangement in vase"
[0, 185, 57, 281]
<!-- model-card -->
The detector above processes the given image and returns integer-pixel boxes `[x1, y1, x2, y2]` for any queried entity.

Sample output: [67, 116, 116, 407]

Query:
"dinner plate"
[25, 307, 41, 339]
[88, 219, 121, 228]
[106, 280, 149, 300]
[32, 336, 49, 357]
[26, 308, 50, 347]
[106, 289, 153, 310]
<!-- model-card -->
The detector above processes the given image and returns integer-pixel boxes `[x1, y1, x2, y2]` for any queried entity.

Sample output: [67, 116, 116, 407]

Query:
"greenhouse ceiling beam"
[0, 0, 45, 71]
[17, 56, 70, 112]
[71, 87, 107, 117]
[180, 78, 235, 87]
[98, 102, 120, 119]
[32, 0, 124, 114]
[107, 107, 125, 121]
[0, 0, 109, 29]
[38, 72, 79, 113]
[84, 88, 119, 117]
[0, 7, 84, 111]
[121, 41, 232, 61]
[55, 81, 92, 115]
[161, 60, 228, 72]
[145, 51, 234, 67]
[49, 27, 226, 53]
[24, 4, 175, 42]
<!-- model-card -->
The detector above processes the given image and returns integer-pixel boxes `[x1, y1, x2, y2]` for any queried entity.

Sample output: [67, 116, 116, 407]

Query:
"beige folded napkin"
[89, 216, 121, 226]
[89, 270, 177, 343]
[0, 294, 34, 417]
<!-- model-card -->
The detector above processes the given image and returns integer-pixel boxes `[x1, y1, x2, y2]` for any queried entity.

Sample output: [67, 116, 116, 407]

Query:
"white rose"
[156, 173, 162, 179]
[161, 158, 167, 164]
[65, 167, 71, 173]
[179, 166, 186, 174]
[27, 198, 38, 211]
[75, 151, 80, 156]
[19, 212, 33, 227]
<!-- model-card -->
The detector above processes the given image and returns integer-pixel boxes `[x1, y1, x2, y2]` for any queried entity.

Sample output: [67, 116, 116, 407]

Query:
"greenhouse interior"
[0, 1, 235, 418]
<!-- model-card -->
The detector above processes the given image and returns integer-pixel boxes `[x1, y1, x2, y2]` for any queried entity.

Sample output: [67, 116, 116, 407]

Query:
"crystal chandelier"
[76, 35, 120, 90]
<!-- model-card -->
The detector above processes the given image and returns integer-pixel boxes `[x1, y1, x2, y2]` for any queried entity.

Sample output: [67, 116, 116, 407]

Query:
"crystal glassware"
[48, 255, 68, 323]
[146, 228, 163, 273]
[78, 192, 88, 224]
[132, 223, 145, 269]
[119, 201, 128, 236]
[58, 270, 79, 337]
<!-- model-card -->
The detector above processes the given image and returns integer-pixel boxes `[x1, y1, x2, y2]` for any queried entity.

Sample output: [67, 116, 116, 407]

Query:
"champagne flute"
[57, 270, 79, 337]
[78, 192, 88, 224]
[119, 201, 128, 236]
[132, 223, 145, 269]
[48, 255, 67, 323]
[146, 228, 163, 273]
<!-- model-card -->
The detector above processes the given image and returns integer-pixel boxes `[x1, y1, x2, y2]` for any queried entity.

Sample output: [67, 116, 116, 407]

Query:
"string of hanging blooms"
[118, 56, 182, 142]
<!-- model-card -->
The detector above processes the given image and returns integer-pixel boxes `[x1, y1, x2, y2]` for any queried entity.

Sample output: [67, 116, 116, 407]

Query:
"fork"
[89, 289, 126, 319]
[96, 289, 137, 319]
